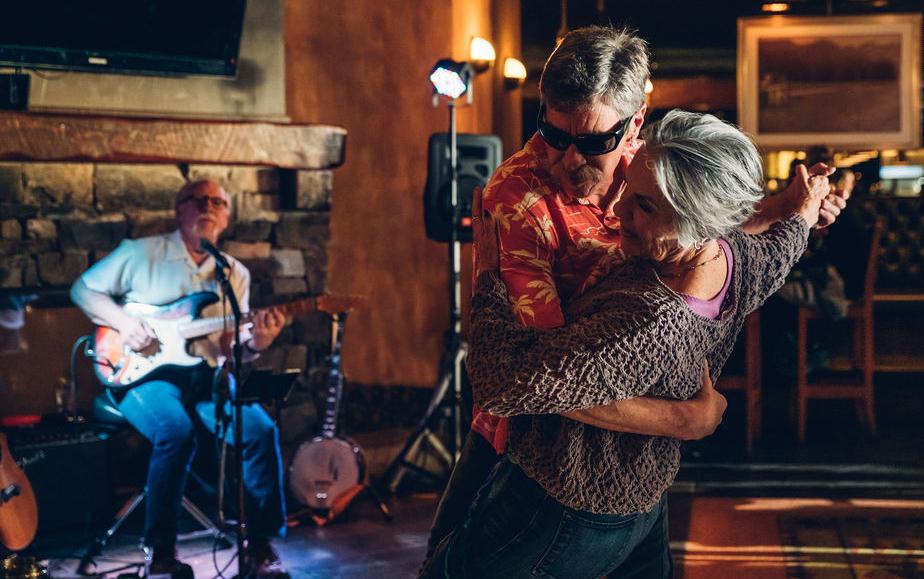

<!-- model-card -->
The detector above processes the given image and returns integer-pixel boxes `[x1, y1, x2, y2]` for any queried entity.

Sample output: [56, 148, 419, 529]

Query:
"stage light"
[429, 59, 473, 100]
[469, 37, 496, 73]
[503, 57, 527, 89]
[644, 78, 654, 95]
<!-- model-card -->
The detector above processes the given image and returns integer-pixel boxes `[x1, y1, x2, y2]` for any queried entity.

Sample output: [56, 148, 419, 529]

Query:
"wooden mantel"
[0, 111, 346, 170]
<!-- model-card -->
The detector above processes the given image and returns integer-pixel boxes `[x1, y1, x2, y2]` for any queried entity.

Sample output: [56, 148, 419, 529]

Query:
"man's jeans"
[421, 458, 672, 579]
[118, 379, 286, 549]
[425, 431, 501, 559]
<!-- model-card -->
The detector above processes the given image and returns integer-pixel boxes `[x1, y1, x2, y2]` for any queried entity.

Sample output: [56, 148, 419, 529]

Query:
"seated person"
[71, 179, 289, 579]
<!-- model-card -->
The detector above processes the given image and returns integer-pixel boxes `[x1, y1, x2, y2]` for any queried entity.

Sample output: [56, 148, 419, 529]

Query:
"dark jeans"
[117, 379, 286, 549]
[425, 431, 501, 559]
[421, 458, 672, 579]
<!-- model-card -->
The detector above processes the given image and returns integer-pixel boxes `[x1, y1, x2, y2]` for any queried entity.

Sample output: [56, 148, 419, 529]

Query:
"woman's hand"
[472, 186, 500, 277]
[791, 163, 834, 229]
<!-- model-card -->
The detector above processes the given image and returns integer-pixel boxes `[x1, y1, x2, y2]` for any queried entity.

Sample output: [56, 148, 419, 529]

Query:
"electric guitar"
[92, 292, 363, 391]
[0, 433, 38, 551]
[288, 312, 366, 512]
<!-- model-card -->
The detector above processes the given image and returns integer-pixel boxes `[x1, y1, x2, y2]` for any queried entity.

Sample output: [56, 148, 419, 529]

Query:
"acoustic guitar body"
[0, 433, 38, 551]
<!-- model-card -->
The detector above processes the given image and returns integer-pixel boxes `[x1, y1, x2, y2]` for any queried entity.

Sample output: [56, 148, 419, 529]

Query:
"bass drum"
[288, 436, 365, 510]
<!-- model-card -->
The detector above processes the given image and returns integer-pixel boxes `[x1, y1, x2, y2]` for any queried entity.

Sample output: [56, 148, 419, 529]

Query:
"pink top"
[680, 238, 733, 320]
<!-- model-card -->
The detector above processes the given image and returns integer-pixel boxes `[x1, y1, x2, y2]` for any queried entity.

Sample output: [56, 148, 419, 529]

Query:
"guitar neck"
[179, 297, 317, 340]
[321, 313, 347, 440]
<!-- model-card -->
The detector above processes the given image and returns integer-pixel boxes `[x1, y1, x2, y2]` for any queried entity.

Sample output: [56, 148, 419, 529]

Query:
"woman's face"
[616, 146, 681, 262]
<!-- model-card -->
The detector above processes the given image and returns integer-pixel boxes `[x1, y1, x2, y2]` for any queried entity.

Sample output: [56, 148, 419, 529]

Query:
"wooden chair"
[795, 220, 883, 443]
[719, 311, 762, 454]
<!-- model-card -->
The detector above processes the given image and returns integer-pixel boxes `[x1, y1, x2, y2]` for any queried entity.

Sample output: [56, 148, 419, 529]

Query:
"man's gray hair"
[642, 110, 765, 247]
[539, 26, 649, 118]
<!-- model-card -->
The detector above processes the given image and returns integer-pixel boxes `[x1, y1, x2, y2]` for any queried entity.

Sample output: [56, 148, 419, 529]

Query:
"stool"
[77, 390, 229, 576]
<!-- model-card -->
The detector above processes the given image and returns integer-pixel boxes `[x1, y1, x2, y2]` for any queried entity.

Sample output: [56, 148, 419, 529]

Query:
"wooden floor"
[33, 490, 924, 578]
[43, 492, 436, 579]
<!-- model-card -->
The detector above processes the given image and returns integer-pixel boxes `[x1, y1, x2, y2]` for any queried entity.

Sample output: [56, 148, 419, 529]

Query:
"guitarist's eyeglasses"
[178, 195, 229, 210]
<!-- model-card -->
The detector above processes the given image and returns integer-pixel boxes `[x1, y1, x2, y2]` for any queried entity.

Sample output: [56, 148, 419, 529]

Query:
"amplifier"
[6, 423, 111, 534]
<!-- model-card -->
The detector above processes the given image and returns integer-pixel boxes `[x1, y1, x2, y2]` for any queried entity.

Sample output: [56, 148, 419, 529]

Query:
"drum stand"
[382, 100, 469, 493]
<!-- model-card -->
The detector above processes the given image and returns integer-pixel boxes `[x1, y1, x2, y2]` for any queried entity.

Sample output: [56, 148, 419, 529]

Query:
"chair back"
[861, 220, 884, 305]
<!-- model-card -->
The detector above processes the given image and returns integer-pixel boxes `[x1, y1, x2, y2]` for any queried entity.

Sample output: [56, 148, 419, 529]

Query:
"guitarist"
[70, 179, 290, 579]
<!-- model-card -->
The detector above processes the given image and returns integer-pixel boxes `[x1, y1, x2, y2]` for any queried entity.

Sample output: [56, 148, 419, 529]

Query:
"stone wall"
[0, 162, 334, 434]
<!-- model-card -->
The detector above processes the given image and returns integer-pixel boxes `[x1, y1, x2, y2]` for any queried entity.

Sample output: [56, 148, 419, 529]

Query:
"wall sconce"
[761, 2, 790, 12]
[469, 37, 496, 73]
[503, 57, 527, 89]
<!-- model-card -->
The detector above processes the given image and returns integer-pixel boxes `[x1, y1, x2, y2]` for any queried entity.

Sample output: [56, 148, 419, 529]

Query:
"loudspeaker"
[8, 423, 110, 534]
[424, 133, 503, 243]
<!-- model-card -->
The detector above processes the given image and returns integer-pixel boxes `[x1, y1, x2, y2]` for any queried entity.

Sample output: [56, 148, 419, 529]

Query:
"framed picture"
[737, 14, 921, 150]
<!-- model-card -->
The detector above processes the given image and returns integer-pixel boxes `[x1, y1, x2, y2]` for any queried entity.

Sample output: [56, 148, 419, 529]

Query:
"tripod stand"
[382, 98, 470, 493]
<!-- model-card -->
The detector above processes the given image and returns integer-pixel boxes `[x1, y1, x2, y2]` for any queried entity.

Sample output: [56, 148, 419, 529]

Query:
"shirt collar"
[166, 229, 193, 262]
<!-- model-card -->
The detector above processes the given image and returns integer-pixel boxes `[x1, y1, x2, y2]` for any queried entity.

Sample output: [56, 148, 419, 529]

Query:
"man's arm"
[563, 365, 727, 440]
[71, 277, 155, 351]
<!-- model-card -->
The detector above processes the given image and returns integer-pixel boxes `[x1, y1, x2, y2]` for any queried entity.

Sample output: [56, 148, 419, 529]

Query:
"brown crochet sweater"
[468, 215, 809, 514]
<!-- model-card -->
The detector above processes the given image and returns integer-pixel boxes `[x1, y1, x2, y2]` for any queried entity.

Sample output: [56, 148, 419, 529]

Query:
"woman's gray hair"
[539, 26, 649, 119]
[642, 110, 765, 247]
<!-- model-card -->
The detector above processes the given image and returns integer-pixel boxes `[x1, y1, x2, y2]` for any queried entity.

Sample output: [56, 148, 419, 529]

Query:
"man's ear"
[631, 104, 647, 137]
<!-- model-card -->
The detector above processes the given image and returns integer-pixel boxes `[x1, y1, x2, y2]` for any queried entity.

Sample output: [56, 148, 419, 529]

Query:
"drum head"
[288, 436, 364, 509]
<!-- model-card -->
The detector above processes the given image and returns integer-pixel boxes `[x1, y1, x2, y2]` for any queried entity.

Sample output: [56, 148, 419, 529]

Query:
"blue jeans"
[117, 378, 286, 549]
[421, 459, 672, 579]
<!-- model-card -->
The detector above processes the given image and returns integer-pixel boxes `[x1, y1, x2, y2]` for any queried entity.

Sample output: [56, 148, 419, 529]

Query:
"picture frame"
[737, 14, 921, 150]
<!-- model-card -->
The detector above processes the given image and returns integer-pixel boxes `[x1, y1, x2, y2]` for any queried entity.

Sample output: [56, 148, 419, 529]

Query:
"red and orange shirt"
[471, 132, 641, 453]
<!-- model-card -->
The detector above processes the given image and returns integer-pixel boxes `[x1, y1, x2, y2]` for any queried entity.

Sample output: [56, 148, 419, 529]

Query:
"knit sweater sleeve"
[467, 271, 677, 417]
[734, 214, 811, 314]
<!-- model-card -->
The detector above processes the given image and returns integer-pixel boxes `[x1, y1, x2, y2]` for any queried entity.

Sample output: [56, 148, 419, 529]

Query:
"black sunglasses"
[537, 104, 633, 156]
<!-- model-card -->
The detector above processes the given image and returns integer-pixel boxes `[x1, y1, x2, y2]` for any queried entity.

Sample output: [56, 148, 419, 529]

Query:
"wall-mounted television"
[0, 0, 247, 77]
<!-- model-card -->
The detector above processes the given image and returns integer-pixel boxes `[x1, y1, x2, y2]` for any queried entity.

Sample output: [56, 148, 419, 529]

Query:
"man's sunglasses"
[178, 195, 229, 210]
[537, 104, 633, 156]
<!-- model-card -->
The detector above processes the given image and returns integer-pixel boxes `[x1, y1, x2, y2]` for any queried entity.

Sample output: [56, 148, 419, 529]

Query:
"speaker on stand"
[382, 132, 502, 493]
[424, 133, 503, 244]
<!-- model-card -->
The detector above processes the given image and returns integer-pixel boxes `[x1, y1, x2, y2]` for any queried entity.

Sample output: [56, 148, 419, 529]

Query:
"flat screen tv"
[0, 0, 247, 77]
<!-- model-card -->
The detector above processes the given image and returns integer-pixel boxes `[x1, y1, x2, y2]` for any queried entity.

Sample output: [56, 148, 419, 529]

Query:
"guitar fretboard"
[178, 297, 317, 340]
[321, 313, 346, 440]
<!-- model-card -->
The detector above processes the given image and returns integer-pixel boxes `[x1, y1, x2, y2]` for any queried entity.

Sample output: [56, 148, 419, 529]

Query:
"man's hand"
[116, 316, 157, 351]
[471, 186, 500, 277]
[682, 363, 727, 440]
[249, 307, 285, 352]
[816, 183, 849, 228]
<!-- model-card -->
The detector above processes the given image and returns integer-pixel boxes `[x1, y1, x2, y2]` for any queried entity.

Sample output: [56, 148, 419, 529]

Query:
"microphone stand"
[212, 263, 247, 579]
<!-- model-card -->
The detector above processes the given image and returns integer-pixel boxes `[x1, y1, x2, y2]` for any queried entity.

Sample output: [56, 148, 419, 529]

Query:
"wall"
[286, 0, 504, 387]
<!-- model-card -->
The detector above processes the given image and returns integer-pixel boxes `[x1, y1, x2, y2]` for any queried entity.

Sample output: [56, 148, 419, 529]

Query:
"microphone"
[199, 238, 230, 270]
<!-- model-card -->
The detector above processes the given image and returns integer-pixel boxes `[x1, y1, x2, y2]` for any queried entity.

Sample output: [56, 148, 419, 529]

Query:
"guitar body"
[92, 292, 362, 392]
[288, 436, 365, 510]
[0, 433, 38, 551]
[93, 292, 218, 390]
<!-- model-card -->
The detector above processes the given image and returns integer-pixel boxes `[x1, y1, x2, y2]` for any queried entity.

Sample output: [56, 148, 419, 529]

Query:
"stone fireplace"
[0, 112, 344, 446]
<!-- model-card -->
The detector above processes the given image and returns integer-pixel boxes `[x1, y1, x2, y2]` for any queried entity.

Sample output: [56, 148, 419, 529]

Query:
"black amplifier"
[6, 422, 111, 534]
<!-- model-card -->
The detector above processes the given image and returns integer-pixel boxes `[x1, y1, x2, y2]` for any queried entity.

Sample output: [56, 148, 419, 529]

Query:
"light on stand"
[383, 59, 475, 490]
